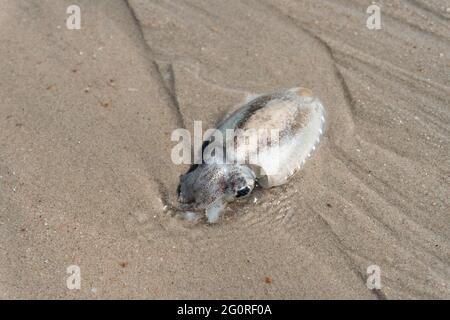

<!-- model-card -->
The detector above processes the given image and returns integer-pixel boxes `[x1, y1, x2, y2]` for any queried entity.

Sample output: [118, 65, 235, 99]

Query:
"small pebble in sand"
[265, 276, 272, 284]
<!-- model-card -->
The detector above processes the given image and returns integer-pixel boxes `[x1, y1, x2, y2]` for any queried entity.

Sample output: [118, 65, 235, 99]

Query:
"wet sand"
[0, 0, 449, 299]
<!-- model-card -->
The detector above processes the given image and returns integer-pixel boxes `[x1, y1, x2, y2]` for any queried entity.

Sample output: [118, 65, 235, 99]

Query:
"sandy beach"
[0, 0, 449, 299]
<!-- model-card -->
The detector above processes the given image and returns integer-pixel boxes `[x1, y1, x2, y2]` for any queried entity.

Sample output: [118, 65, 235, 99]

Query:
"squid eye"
[236, 186, 251, 198]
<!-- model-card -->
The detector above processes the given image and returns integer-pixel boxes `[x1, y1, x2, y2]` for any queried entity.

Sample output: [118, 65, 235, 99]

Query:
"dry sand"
[0, 0, 449, 299]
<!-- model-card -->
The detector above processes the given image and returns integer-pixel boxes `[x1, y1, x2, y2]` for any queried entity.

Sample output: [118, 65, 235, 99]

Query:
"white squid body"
[210, 87, 326, 188]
